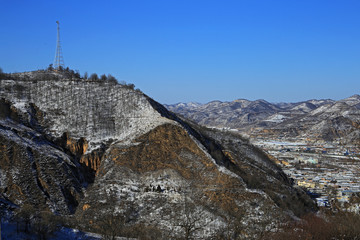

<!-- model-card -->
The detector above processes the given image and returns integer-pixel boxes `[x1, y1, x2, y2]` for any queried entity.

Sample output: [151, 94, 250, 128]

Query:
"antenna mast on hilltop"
[54, 21, 65, 69]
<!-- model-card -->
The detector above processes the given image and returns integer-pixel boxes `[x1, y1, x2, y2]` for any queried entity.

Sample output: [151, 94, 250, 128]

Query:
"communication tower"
[54, 21, 65, 69]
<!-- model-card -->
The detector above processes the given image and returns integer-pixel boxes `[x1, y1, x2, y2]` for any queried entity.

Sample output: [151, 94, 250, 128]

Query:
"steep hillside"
[0, 71, 315, 238]
[0, 98, 85, 214]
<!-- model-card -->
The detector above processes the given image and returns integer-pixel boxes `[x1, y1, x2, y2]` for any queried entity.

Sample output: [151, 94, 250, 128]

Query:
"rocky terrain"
[166, 95, 360, 145]
[0, 70, 315, 239]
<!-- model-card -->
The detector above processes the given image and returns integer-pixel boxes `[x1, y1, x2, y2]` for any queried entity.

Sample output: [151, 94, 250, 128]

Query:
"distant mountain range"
[165, 95, 360, 145]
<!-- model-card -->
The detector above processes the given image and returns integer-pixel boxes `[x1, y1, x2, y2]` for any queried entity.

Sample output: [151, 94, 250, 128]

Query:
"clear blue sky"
[1, 0, 359, 104]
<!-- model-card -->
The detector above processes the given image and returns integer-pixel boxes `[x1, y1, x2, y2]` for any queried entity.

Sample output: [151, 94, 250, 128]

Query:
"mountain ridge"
[165, 95, 360, 145]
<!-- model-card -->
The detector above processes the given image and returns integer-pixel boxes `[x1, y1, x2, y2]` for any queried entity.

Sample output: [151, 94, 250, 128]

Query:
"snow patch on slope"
[264, 114, 287, 123]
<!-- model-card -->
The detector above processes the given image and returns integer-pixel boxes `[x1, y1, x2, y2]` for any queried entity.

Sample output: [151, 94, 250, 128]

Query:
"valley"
[2, 1, 360, 238]
[253, 139, 360, 209]
[167, 95, 360, 211]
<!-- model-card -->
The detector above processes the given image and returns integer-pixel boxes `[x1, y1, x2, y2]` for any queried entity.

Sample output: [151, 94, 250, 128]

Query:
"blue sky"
[1, 0, 359, 104]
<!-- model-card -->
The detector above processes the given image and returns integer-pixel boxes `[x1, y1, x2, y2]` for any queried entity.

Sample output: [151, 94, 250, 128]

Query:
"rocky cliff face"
[0, 71, 315, 238]
[0, 98, 84, 214]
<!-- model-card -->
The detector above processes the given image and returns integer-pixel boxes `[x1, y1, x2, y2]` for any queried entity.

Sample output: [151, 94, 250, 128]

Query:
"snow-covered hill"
[0, 71, 315, 239]
[166, 96, 360, 144]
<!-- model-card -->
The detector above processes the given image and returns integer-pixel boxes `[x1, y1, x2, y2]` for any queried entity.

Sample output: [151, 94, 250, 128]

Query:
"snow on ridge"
[0, 79, 173, 148]
[264, 114, 287, 123]
[185, 128, 247, 184]
[0, 119, 76, 167]
[309, 104, 332, 115]
[11, 101, 28, 113]
[339, 94, 360, 106]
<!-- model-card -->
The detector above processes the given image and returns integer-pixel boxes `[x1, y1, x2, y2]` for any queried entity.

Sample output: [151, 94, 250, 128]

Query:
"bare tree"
[97, 189, 125, 240]
[81, 189, 137, 240]
[107, 74, 117, 84]
[100, 74, 107, 81]
[32, 210, 62, 240]
[171, 182, 214, 240]
[97, 212, 125, 240]
[213, 214, 244, 240]
[89, 73, 98, 81]
[175, 199, 205, 240]
[13, 204, 35, 233]
[0, 67, 6, 80]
